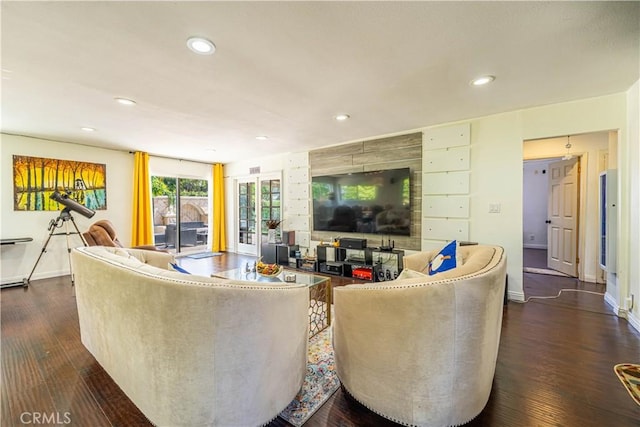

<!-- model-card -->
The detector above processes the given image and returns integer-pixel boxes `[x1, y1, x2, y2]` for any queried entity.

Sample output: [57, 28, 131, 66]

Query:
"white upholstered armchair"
[333, 245, 507, 427]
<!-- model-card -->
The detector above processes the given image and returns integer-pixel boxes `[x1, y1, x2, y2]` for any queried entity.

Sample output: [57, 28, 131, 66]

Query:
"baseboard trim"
[523, 244, 547, 250]
[604, 292, 639, 333]
[604, 292, 620, 314]
[627, 311, 640, 334]
[508, 290, 525, 302]
[2, 270, 69, 286]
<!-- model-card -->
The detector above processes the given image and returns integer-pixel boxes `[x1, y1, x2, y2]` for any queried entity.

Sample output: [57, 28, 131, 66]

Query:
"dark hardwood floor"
[2, 253, 639, 426]
[523, 247, 548, 269]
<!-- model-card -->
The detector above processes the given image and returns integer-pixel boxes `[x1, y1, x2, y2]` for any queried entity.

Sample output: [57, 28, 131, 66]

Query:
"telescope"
[24, 191, 95, 287]
[50, 191, 96, 219]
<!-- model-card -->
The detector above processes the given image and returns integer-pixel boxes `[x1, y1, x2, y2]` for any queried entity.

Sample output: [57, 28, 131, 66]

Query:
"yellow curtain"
[131, 152, 153, 246]
[212, 163, 226, 252]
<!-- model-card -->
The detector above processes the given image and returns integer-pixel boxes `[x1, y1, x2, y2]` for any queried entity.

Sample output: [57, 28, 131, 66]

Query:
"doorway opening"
[234, 174, 281, 256]
[523, 157, 579, 277]
[523, 131, 612, 284]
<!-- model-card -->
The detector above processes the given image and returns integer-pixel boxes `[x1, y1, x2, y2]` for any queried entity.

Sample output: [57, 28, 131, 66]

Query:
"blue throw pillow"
[428, 240, 459, 276]
[170, 263, 191, 274]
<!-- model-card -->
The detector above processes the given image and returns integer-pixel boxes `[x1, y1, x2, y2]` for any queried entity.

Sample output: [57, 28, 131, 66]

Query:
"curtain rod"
[128, 151, 219, 166]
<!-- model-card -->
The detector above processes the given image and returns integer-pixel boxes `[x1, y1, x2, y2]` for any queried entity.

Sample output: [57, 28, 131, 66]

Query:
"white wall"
[225, 92, 634, 308]
[625, 80, 639, 329]
[223, 154, 288, 253]
[0, 134, 133, 284]
[523, 159, 553, 249]
[149, 157, 211, 181]
[461, 112, 525, 300]
[2, 89, 635, 328]
[0, 135, 215, 284]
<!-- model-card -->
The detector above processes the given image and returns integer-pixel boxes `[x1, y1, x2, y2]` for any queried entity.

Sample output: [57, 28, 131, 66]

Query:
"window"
[238, 181, 256, 244]
[260, 179, 281, 236]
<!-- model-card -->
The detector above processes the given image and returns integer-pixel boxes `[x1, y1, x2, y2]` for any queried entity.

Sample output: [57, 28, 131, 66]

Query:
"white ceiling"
[1, 1, 638, 164]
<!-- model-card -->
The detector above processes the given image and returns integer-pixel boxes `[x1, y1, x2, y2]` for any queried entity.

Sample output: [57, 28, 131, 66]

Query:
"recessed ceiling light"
[81, 127, 96, 132]
[470, 75, 495, 86]
[255, 136, 269, 140]
[114, 97, 136, 106]
[334, 114, 350, 121]
[187, 37, 216, 55]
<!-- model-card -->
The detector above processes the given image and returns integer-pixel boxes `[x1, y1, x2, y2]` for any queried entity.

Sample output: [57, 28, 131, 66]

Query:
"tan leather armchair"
[83, 220, 159, 251]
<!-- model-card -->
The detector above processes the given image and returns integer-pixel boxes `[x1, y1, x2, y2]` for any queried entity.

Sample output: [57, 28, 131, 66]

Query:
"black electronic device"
[379, 238, 393, 251]
[261, 244, 290, 265]
[320, 262, 343, 275]
[339, 238, 367, 249]
[311, 167, 411, 236]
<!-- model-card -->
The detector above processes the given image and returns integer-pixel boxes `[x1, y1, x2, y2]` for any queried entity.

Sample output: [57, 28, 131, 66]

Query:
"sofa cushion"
[395, 268, 429, 280]
[429, 245, 496, 280]
[169, 262, 191, 274]
[427, 240, 461, 275]
[83, 246, 175, 270]
[88, 246, 147, 269]
[401, 245, 497, 281]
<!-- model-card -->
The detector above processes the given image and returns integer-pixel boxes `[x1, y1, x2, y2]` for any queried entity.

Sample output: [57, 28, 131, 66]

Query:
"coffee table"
[212, 268, 331, 338]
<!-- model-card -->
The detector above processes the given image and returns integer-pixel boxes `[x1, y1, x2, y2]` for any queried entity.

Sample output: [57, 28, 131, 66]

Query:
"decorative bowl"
[257, 264, 283, 277]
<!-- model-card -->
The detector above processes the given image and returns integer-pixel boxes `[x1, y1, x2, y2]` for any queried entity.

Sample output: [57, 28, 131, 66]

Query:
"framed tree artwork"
[12, 155, 107, 211]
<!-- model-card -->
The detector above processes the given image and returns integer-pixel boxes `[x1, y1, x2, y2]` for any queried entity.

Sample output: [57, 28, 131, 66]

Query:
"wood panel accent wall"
[309, 132, 422, 251]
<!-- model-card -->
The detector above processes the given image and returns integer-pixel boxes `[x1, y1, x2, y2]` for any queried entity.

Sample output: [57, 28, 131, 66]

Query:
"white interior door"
[236, 177, 258, 256]
[547, 158, 580, 276]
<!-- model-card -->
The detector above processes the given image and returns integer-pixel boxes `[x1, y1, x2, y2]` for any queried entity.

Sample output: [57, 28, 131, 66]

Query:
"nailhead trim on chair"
[340, 382, 482, 427]
[335, 247, 505, 427]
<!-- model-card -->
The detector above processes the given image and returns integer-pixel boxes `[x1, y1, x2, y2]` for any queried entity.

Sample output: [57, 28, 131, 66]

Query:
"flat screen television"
[311, 168, 411, 236]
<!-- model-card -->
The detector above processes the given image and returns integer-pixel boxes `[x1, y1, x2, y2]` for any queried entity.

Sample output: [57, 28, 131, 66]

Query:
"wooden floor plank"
[1, 253, 639, 426]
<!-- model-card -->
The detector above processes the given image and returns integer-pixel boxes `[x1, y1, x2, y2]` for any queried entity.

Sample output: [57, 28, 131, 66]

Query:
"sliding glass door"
[152, 176, 209, 254]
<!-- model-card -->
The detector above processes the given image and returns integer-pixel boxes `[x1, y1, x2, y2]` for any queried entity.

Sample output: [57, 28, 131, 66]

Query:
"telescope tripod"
[24, 208, 88, 288]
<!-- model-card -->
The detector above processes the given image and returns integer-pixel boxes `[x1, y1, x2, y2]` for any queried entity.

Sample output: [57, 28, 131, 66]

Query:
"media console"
[316, 244, 404, 282]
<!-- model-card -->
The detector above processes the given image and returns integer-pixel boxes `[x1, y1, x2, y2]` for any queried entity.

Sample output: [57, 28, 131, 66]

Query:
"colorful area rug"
[614, 363, 640, 406]
[279, 327, 340, 426]
[185, 252, 222, 259]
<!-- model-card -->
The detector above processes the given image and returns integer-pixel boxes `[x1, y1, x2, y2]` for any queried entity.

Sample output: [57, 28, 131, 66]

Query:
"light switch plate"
[489, 203, 501, 213]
